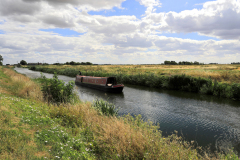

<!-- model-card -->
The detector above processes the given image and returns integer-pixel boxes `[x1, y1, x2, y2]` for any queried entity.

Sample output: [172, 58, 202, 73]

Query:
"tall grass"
[2, 67, 43, 100]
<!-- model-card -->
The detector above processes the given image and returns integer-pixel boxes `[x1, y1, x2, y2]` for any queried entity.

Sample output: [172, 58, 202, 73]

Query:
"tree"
[0, 55, 3, 65]
[69, 61, 76, 65]
[20, 60, 27, 65]
[86, 62, 92, 65]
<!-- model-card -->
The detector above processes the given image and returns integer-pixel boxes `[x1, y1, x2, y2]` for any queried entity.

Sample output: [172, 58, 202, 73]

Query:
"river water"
[15, 67, 240, 155]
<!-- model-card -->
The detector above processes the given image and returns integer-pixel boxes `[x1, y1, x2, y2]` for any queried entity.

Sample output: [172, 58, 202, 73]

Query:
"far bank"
[27, 64, 240, 101]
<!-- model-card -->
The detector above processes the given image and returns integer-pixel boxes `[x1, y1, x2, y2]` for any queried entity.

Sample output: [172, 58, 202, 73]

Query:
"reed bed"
[30, 65, 240, 100]
[29, 64, 240, 84]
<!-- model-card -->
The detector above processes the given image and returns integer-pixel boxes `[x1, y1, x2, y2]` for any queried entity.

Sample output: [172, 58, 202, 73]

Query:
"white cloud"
[151, 0, 240, 39]
[22, 0, 126, 11]
[77, 15, 139, 35]
[137, 0, 162, 15]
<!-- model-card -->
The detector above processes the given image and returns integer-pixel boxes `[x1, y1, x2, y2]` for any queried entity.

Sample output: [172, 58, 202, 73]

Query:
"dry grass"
[2, 67, 43, 101]
[39, 64, 240, 84]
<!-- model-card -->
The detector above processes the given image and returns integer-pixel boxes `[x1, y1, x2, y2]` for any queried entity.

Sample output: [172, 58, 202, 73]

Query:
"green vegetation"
[0, 54, 3, 66]
[20, 60, 27, 65]
[164, 60, 204, 65]
[29, 65, 240, 100]
[38, 73, 76, 104]
[1, 66, 239, 159]
[92, 99, 118, 116]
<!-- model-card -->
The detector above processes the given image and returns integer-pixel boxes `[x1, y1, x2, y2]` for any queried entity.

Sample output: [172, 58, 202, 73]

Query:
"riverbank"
[28, 65, 240, 100]
[1, 66, 238, 159]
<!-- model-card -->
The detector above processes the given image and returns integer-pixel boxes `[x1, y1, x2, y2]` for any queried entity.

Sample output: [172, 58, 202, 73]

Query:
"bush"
[29, 66, 36, 70]
[231, 83, 240, 100]
[39, 72, 75, 104]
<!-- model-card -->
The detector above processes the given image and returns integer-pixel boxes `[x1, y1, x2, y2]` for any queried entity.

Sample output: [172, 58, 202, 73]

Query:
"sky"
[0, 0, 240, 65]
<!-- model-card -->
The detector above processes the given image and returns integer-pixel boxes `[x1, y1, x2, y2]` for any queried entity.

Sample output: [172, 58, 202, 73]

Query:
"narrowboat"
[75, 73, 124, 93]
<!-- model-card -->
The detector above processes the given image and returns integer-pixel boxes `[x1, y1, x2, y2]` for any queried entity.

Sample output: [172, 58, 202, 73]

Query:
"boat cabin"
[76, 76, 117, 86]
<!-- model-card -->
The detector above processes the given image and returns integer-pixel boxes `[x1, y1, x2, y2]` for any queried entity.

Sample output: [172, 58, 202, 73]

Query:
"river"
[15, 67, 240, 155]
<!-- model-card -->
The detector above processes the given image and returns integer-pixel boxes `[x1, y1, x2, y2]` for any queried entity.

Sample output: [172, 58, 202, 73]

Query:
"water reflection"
[15, 67, 240, 155]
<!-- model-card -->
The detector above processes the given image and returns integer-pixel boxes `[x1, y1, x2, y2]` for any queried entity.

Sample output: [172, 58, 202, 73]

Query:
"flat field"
[37, 64, 240, 84]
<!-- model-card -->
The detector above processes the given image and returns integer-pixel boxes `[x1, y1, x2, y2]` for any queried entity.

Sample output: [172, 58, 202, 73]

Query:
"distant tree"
[193, 61, 199, 65]
[70, 61, 76, 65]
[164, 61, 170, 65]
[86, 62, 92, 65]
[164, 60, 177, 65]
[20, 60, 27, 65]
[0, 55, 3, 65]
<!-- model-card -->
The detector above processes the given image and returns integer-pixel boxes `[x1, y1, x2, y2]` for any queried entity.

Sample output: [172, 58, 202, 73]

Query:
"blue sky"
[89, 0, 146, 19]
[0, 0, 239, 64]
[39, 28, 85, 37]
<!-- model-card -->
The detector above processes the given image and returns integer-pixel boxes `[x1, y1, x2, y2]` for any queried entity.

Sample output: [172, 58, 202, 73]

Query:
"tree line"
[164, 61, 204, 65]
[62, 61, 93, 65]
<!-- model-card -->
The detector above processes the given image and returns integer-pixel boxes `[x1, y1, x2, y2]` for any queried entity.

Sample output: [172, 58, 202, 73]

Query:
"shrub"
[39, 72, 75, 104]
[29, 66, 36, 70]
[231, 83, 240, 100]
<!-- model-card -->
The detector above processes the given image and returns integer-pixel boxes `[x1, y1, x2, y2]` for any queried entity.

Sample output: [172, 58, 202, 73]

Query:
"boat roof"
[77, 75, 115, 79]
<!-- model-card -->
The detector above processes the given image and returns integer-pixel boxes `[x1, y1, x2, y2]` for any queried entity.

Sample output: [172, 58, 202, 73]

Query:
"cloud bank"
[0, 0, 239, 64]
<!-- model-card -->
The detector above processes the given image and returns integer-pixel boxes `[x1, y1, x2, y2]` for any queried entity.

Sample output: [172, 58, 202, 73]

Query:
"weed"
[92, 99, 118, 116]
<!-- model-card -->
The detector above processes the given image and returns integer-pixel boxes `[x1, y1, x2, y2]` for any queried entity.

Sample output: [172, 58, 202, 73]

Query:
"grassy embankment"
[1, 66, 239, 159]
[29, 64, 240, 100]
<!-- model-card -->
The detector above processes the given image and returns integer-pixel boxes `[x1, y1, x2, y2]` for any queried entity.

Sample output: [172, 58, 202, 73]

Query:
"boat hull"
[75, 81, 124, 93]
